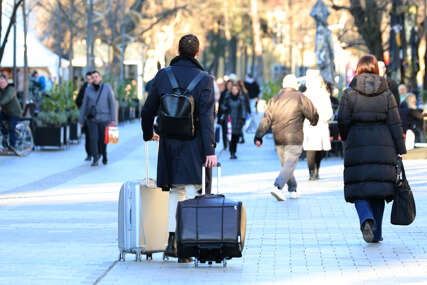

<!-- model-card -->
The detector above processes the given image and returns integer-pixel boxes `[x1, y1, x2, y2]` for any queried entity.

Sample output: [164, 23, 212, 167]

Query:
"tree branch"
[0, 0, 24, 63]
[136, 5, 188, 39]
[330, 0, 350, 11]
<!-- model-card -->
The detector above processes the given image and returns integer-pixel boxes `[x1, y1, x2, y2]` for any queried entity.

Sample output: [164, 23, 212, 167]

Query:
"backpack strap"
[166, 67, 179, 90]
[185, 71, 207, 94]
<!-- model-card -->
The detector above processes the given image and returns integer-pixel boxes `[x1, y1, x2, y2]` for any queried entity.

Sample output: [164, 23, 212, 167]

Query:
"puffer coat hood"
[349, 73, 388, 97]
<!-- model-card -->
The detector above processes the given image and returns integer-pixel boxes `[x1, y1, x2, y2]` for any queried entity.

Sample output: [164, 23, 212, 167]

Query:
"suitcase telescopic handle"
[202, 162, 222, 195]
[145, 141, 159, 187]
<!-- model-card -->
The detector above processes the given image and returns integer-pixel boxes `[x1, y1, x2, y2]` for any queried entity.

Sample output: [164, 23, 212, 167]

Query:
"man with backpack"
[141, 34, 217, 263]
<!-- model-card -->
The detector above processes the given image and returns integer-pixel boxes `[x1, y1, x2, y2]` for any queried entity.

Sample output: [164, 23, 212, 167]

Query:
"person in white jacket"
[303, 70, 333, 180]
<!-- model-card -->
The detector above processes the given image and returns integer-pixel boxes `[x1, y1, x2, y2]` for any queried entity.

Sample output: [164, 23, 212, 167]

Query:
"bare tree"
[250, 0, 263, 81]
[0, 0, 24, 63]
[331, 0, 388, 60]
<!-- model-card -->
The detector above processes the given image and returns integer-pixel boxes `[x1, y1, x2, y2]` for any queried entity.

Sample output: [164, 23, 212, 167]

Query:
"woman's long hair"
[355, 55, 379, 76]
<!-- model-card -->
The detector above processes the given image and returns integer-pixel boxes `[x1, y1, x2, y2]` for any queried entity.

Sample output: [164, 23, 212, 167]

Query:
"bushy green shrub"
[115, 80, 138, 107]
[36, 81, 80, 126]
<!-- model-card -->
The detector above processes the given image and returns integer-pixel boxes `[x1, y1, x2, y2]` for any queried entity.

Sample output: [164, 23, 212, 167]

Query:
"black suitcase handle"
[202, 163, 221, 194]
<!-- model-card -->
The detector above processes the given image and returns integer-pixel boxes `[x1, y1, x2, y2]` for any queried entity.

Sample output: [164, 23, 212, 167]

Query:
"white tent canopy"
[0, 14, 68, 78]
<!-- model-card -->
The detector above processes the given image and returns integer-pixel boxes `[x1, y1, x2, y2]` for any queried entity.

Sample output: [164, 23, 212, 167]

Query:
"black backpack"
[157, 67, 207, 140]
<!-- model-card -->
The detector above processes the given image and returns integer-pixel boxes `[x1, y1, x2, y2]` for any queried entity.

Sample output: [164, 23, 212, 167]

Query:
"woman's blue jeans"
[355, 199, 385, 242]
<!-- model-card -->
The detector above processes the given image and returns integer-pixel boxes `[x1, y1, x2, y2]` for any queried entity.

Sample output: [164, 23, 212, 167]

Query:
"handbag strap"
[397, 156, 406, 181]
[94, 83, 104, 105]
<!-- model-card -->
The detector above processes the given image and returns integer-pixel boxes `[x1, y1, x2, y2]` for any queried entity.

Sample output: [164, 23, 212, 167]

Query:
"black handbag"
[391, 157, 416, 225]
[87, 84, 104, 120]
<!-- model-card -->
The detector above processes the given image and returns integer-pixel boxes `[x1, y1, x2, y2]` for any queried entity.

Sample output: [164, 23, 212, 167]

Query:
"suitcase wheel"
[162, 253, 169, 261]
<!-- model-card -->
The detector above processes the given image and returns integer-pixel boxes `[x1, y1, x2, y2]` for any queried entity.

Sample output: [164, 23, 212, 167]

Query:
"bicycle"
[0, 116, 34, 157]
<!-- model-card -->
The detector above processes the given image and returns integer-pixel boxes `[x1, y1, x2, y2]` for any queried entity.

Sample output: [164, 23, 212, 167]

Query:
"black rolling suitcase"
[176, 164, 246, 267]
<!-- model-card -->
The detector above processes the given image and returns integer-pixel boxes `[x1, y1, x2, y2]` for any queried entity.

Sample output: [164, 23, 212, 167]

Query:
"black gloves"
[254, 136, 262, 145]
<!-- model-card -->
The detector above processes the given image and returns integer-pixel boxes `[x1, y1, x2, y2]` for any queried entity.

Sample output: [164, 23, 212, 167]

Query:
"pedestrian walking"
[401, 93, 425, 142]
[221, 83, 247, 159]
[75, 71, 94, 161]
[78, 71, 117, 167]
[303, 70, 333, 181]
[0, 74, 22, 153]
[218, 80, 233, 149]
[238, 80, 250, 144]
[338, 55, 406, 243]
[244, 73, 261, 130]
[254, 75, 318, 201]
[141, 34, 217, 263]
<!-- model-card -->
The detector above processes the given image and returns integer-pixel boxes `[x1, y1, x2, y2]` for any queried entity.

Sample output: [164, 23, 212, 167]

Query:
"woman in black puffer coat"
[338, 55, 406, 243]
[222, 83, 246, 159]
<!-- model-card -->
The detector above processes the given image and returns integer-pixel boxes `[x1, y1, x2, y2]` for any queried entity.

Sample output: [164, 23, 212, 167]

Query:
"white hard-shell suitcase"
[118, 142, 169, 261]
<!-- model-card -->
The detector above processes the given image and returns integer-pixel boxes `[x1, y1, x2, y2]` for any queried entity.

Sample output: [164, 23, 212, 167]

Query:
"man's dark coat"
[141, 56, 215, 190]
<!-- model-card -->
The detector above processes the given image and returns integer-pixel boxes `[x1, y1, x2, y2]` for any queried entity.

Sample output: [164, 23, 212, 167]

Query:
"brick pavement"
[0, 121, 426, 284]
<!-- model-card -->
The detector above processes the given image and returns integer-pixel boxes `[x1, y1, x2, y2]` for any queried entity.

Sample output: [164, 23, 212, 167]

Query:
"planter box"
[34, 126, 65, 147]
[69, 123, 81, 142]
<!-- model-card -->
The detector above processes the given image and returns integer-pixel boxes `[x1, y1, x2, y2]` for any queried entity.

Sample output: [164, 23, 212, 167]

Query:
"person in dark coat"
[79, 71, 117, 166]
[217, 80, 233, 149]
[338, 55, 406, 243]
[238, 80, 250, 143]
[140, 34, 217, 263]
[221, 83, 246, 159]
[75, 71, 94, 161]
[401, 93, 425, 142]
[0, 74, 22, 152]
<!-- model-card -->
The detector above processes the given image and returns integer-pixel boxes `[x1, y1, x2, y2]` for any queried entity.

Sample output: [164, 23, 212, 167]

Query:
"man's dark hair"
[178, 34, 200, 58]
[92, 70, 100, 76]
[85, 71, 93, 77]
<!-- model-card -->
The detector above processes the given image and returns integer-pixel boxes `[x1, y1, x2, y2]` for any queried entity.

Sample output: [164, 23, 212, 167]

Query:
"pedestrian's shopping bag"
[105, 125, 119, 144]
[391, 157, 416, 225]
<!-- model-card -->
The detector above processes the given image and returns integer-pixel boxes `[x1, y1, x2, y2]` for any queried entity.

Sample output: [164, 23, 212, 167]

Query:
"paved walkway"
[0, 121, 426, 284]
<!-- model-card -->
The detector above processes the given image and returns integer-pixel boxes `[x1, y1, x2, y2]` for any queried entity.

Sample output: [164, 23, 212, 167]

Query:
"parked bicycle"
[0, 116, 34, 156]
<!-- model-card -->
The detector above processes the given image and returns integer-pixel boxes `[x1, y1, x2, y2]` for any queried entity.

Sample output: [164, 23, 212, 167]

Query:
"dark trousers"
[355, 199, 385, 242]
[229, 134, 240, 155]
[87, 120, 109, 160]
[306, 151, 325, 172]
[0, 112, 19, 147]
[82, 123, 91, 157]
[221, 120, 228, 149]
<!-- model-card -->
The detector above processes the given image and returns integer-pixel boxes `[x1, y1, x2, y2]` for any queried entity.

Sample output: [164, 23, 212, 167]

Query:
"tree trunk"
[86, 0, 94, 71]
[250, 0, 263, 81]
[13, 0, 17, 84]
[243, 45, 248, 77]
[68, 0, 75, 81]
[226, 36, 237, 75]
[22, 0, 29, 110]
[57, 1, 63, 85]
